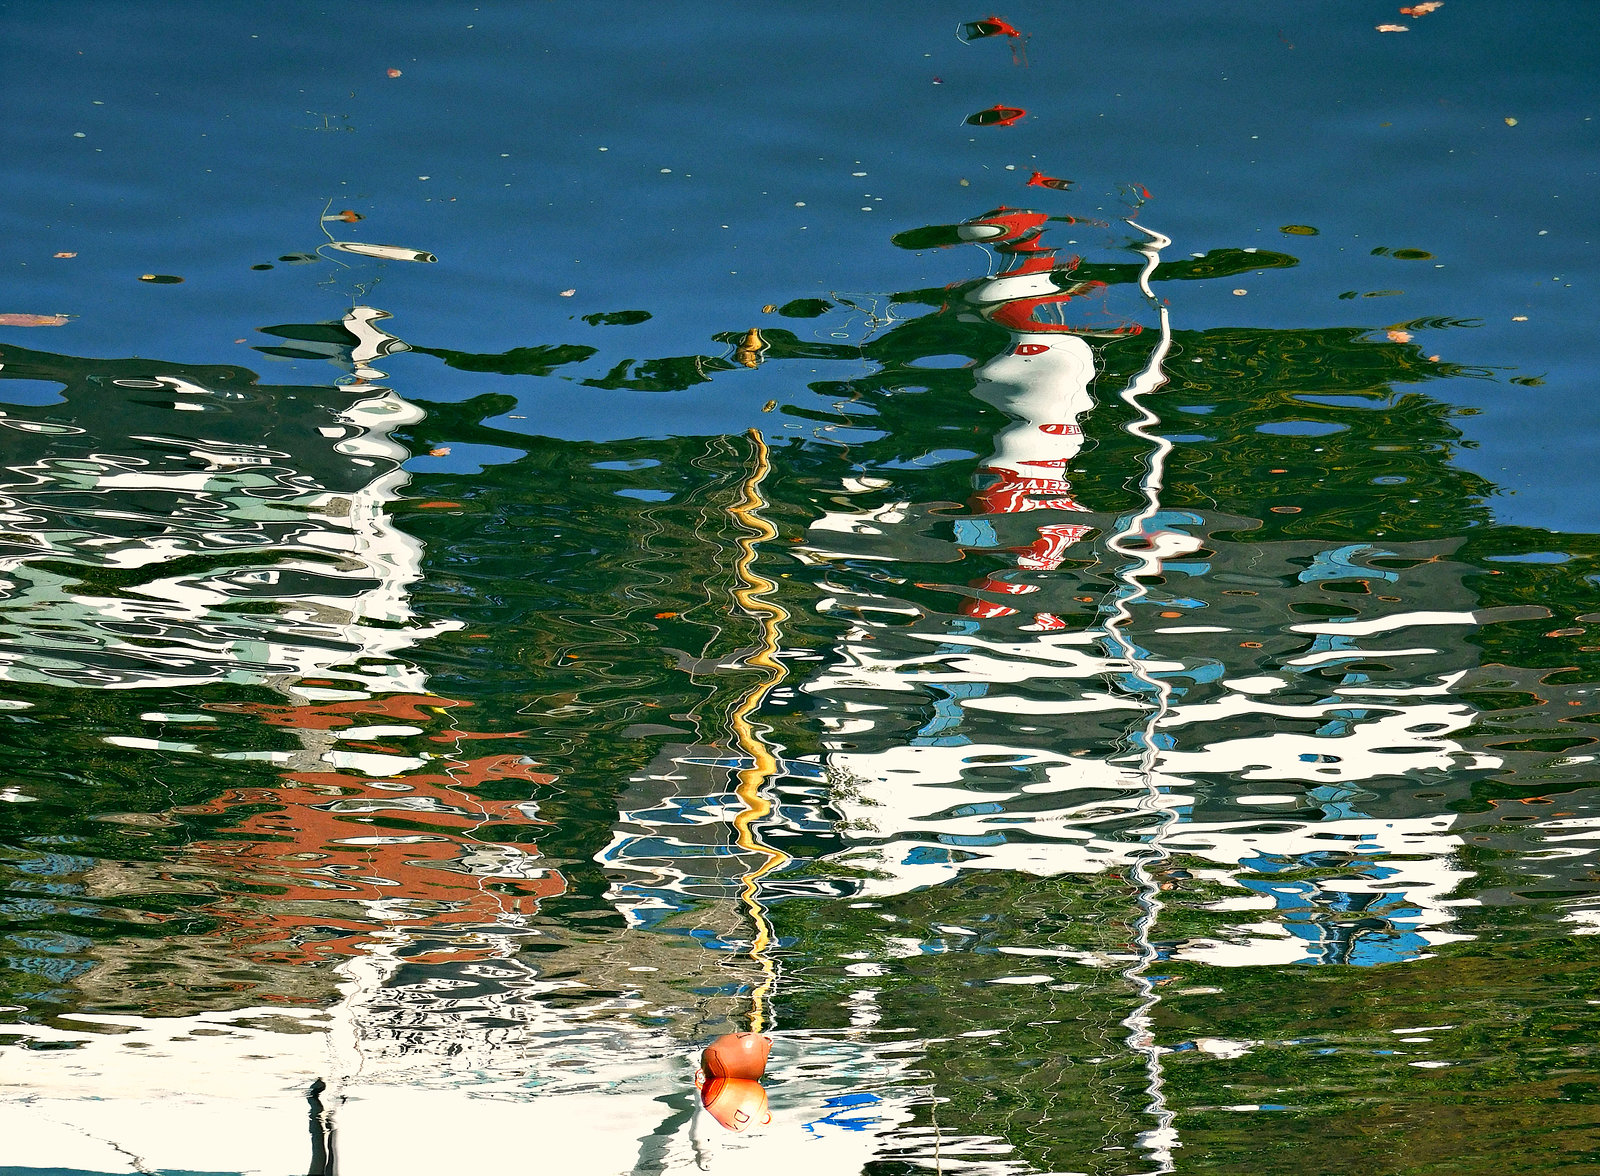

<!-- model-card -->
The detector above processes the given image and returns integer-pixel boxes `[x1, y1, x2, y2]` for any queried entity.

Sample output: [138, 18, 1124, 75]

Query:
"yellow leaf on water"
[1505, 117, 1518, 126]
[1386, 328, 1413, 343]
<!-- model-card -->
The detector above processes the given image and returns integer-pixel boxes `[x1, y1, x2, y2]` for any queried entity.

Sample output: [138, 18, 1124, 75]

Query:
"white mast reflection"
[1101, 217, 1178, 1173]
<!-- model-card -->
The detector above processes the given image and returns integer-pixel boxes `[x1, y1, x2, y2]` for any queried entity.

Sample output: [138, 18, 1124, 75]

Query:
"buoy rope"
[726, 428, 791, 1034]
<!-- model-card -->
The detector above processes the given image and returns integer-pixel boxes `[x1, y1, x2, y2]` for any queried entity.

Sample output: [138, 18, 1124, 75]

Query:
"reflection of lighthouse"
[802, 203, 1490, 973]
[951, 207, 1134, 629]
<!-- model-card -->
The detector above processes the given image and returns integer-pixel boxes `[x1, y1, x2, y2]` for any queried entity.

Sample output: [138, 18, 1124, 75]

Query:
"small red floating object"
[966, 104, 1027, 127]
[1026, 171, 1073, 191]
[702, 1032, 771, 1080]
[387, 68, 402, 78]
[699, 1078, 771, 1132]
[959, 16, 1028, 64]
[961, 15, 1022, 40]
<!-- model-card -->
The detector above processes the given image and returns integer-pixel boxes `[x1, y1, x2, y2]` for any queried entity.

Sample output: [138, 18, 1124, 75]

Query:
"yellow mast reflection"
[725, 427, 790, 1034]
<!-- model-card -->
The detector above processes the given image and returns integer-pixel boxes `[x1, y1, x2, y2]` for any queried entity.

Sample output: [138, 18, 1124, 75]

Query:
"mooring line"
[725, 427, 791, 1034]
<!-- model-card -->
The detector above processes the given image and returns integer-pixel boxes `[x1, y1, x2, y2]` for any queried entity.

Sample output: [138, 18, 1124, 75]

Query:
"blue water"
[5, 1, 1595, 524]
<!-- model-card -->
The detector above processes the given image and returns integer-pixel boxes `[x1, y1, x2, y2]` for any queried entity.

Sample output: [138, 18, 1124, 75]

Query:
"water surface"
[2, 4, 1597, 1174]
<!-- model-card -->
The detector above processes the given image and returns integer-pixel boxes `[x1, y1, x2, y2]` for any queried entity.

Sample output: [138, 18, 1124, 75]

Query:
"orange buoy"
[701, 1032, 771, 1080]
[699, 1077, 771, 1132]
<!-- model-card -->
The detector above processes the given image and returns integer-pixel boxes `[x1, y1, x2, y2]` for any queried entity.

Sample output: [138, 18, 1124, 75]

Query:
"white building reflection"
[0, 306, 454, 696]
[795, 206, 1509, 973]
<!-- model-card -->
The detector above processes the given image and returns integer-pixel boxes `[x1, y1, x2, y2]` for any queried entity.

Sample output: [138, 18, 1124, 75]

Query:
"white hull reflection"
[0, 307, 456, 697]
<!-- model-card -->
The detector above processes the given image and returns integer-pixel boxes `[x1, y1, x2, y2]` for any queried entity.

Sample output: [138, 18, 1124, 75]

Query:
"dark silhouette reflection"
[306, 1077, 336, 1176]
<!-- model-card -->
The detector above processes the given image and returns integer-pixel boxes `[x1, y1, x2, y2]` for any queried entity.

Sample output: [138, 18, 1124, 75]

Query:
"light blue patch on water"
[1484, 551, 1570, 564]
[1257, 420, 1348, 436]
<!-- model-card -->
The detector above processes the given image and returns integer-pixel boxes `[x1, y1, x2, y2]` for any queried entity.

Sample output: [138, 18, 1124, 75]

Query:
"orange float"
[698, 1077, 771, 1132]
[701, 1032, 771, 1080]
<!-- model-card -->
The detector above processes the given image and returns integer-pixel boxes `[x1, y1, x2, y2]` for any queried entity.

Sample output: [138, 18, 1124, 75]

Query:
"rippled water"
[2, 4, 1598, 1174]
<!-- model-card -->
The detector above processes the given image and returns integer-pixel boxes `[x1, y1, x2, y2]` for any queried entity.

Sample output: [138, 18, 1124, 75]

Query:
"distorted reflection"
[1, 188, 1593, 1176]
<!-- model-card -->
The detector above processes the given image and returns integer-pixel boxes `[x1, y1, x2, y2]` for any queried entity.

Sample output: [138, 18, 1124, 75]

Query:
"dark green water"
[2, 3, 1597, 1173]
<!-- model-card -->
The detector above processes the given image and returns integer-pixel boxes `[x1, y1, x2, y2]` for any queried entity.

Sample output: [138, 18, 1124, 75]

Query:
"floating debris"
[0, 313, 70, 327]
[326, 241, 437, 263]
[1399, 2, 1443, 14]
[960, 15, 1023, 41]
[1279, 224, 1319, 235]
[966, 104, 1027, 127]
[958, 15, 1029, 65]
[1026, 171, 1073, 191]
[1377, 23, 1409, 32]
[559, 288, 576, 298]
[322, 210, 365, 223]
[139, 274, 184, 283]
[387, 68, 402, 78]
[53, 252, 77, 259]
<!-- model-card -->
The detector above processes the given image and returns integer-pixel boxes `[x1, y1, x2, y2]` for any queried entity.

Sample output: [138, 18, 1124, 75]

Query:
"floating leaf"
[53, 252, 77, 259]
[559, 289, 576, 298]
[138, 274, 183, 283]
[1399, 2, 1443, 15]
[1279, 224, 1318, 236]
[1386, 328, 1413, 343]
[0, 313, 70, 327]
[326, 241, 437, 263]
[1504, 117, 1518, 126]
[429, 447, 451, 457]
[387, 68, 402, 78]
[1376, 23, 1409, 32]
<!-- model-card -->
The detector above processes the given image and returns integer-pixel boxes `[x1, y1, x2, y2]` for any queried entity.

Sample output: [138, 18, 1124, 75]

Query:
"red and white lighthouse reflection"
[948, 206, 1144, 628]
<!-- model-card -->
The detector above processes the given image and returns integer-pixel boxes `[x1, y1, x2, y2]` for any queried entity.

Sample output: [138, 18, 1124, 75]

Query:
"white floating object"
[327, 241, 437, 263]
